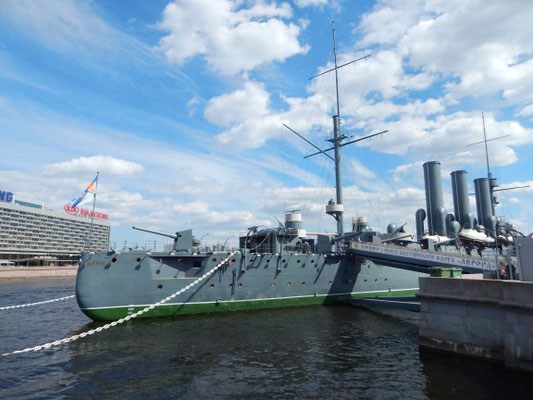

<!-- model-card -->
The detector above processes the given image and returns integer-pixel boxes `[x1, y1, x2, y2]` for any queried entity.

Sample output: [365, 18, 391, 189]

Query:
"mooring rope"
[1, 251, 238, 357]
[0, 295, 76, 310]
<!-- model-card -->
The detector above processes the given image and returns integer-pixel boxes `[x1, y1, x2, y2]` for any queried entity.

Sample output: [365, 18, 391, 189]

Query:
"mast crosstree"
[285, 20, 387, 236]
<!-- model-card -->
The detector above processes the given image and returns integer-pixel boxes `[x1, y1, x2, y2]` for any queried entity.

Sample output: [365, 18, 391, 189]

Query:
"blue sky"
[1, 0, 532, 249]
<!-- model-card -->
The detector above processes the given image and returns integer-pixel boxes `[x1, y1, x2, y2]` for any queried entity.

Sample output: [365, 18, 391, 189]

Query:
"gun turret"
[132, 226, 178, 239]
[132, 226, 193, 252]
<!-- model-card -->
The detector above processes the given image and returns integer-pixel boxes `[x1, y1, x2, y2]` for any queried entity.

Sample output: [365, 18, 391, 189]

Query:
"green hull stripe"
[82, 289, 420, 321]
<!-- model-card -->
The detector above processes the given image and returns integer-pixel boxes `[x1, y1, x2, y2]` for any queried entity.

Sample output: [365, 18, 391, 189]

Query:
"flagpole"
[84, 172, 99, 252]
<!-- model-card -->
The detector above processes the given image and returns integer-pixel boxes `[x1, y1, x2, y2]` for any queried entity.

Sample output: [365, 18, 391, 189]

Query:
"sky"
[1, 0, 532, 250]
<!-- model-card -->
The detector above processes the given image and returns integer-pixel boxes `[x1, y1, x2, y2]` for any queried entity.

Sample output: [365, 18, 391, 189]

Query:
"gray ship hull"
[76, 250, 423, 321]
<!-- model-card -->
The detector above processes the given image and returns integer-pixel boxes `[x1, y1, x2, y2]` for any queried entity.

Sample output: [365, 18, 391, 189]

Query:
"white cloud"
[358, 0, 427, 47]
[205, 81, 270, 126]
[0, 0, 112, 50]
[43, 155, 145, 177]
[382, 0, 533, 104]
[210, 0, 533, 160]
[208, 80, 336, 150]
[294, 0, 329, 7]
[157, 0, 308, 75]
[518, 104, 533, 117]
[349, 158, 377, 180]
[3, 0, 533, 242]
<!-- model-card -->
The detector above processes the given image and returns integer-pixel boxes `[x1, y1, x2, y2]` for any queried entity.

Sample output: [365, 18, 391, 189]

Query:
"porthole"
[111, 257, 117, 263]
[229, 283, 233, 288]
[297, 259, 301, 264]
[210, 284, 214, 288]
[271, 282, 276, 287]
[157, 284, 163, 290]
[238, 283, 242, 288]
[364, 279, 368, 283]
[374, 279, 378, 282]
[158, 258, 163, 263]
[282, 259, 286, 263]
[177, 258, 183, 263]
[328, 281, 332, 285]
[266, 259, 270, 263]
[384, 278, 388, 282]
[136, 257, 142, 263]
[287, 282, 292, 286]
[301, 282, 306, 286]
[311, 260, 315, 264]
[232, 258, 236, 263]
[212, 258, 217, 262]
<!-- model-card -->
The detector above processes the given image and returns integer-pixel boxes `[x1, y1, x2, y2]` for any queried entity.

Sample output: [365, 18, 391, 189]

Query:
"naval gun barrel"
[132, 226, 178, 239]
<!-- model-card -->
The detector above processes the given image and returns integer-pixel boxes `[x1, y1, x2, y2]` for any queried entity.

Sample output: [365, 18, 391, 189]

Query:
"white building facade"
[0, 192, 110, 266]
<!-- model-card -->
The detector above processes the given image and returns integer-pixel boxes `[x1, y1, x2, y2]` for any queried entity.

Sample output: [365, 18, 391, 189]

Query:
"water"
[0, 279, 531, 399]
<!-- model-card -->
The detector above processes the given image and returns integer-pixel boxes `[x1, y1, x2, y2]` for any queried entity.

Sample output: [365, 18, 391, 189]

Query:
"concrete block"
[419, 277, 533, 372]
[465, 303, 504, 320]
[505, 335, 533, 363]
[501, 280, 533, 304]
[419, 327, 457, 342]
[508, 324, 533, 342]
[424, 312, 465, 333]
[516, 311, 533, 326]
[505, 311, 518, 324]
[418, 276, 427, 292]
[430, 300, 468, 316]
[419, 336, 504, 362]
[465, 317, 505, 344]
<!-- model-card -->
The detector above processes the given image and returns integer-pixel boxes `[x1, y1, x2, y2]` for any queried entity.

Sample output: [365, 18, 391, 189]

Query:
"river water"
[0, 278, 531, 399]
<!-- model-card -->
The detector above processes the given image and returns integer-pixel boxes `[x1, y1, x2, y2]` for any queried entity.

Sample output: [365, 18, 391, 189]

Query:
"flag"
[71, 175, 98, 209]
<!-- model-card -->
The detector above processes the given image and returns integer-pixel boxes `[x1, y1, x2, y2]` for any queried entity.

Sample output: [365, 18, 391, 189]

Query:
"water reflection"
[63, 306, 428, 399]
[420, 349, 532, 400]
[1, 279, 531, 400]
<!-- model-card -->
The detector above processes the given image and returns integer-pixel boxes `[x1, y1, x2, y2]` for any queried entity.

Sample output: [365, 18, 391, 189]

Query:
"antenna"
[466, 112, 509, 179]
[466, 113, 529, 207]
[482, 112, 490, 178]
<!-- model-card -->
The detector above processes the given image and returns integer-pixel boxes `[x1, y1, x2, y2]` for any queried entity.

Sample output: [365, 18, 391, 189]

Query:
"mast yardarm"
[285, 20, 386, 236]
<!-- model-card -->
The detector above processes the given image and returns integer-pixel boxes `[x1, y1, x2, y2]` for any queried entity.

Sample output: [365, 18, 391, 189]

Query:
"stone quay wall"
[418, 277, 533, 372]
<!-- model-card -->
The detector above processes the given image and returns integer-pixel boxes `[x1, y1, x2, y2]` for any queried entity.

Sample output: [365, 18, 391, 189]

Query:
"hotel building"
[0, 190, 110, 266]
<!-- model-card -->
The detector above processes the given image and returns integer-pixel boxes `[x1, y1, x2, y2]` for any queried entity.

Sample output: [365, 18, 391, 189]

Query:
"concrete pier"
[0, 266, 77, 279]
[418, 277, 533, 372]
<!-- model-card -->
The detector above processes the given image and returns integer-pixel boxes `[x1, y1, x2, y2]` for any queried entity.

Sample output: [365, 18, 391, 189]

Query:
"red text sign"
[64, 204, 108, 220]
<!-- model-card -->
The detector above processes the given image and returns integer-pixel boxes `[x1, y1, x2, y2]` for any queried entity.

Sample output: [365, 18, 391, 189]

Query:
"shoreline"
[0, 266, 78, 279]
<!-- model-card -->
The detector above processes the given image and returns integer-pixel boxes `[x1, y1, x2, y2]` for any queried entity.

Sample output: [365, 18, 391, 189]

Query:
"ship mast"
[467, 113, 511, 213]
[331, 21, 344, 235]
[284, 20, 387, 236]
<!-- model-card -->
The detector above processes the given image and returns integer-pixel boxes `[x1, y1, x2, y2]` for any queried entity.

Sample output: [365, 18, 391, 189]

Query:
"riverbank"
[0, 266, 77, 279]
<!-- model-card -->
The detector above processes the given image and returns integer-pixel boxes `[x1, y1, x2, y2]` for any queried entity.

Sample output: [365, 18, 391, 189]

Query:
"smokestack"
[415, 209, 426, 241]
[423, 161, 446, 236]
[450, 170, 474, 229]
[474, 178, 496, 236]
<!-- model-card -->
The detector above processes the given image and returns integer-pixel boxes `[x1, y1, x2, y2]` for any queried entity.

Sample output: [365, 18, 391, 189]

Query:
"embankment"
[0, 266, 77, 279]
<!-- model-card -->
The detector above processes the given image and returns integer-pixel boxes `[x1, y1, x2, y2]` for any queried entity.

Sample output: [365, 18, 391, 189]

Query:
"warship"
[76, 25, 523, 321]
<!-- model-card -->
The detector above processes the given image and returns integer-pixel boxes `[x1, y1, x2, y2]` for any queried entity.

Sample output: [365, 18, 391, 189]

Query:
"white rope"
[0, 295, 75, 310]
[1, 251, 237, 357]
